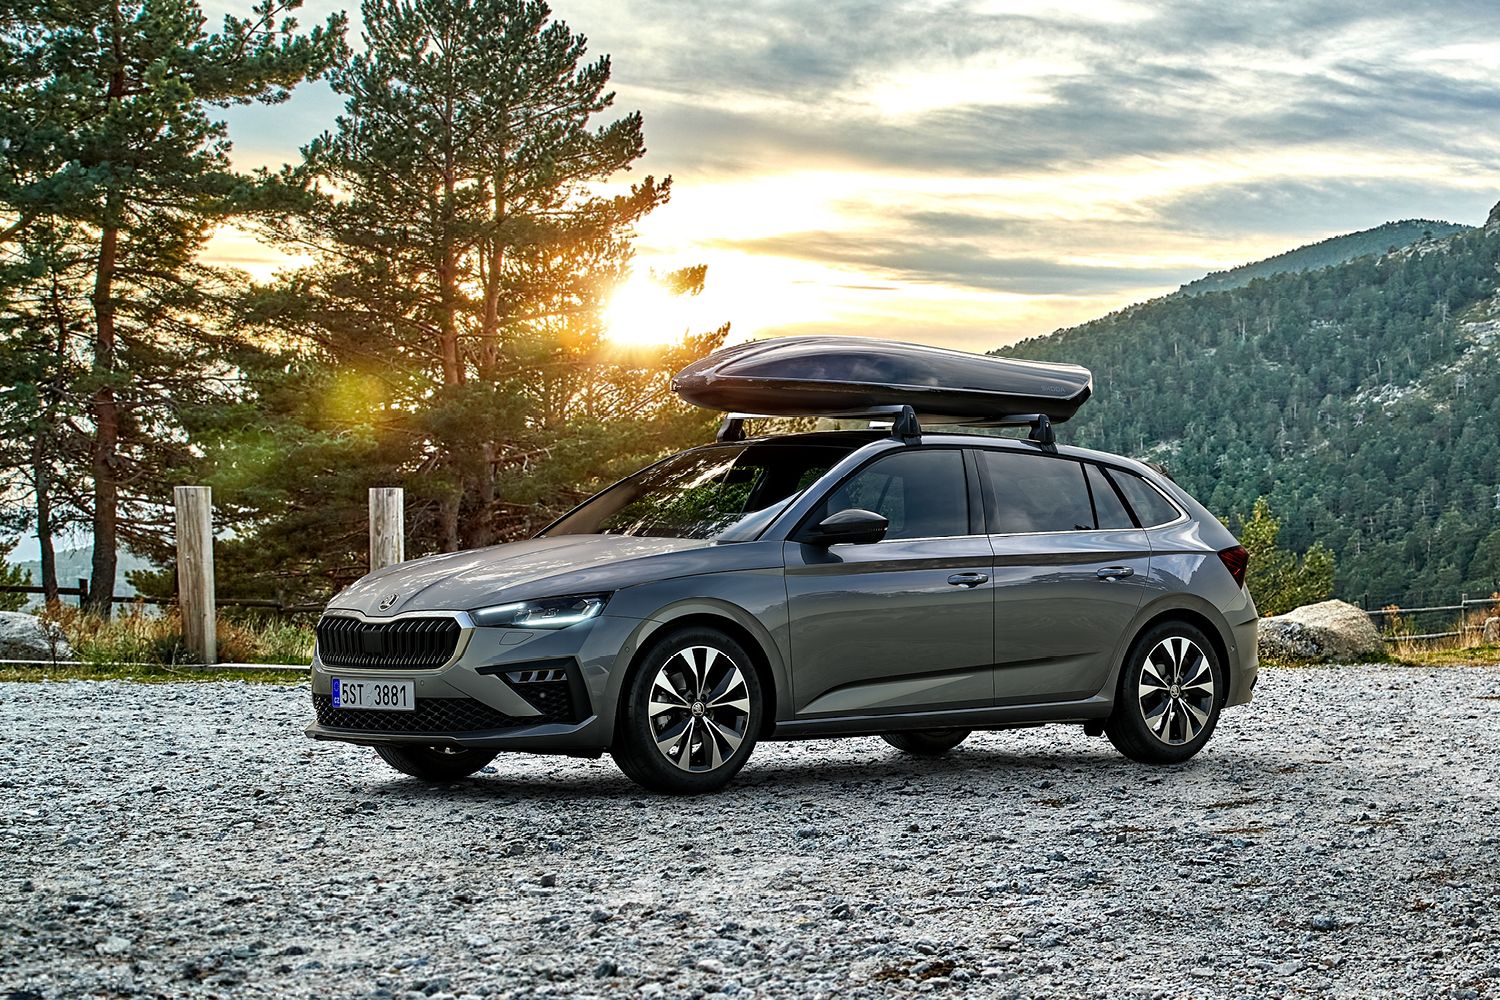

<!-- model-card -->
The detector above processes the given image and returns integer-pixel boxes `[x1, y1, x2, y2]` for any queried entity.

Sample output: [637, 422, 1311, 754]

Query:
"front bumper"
[305, 611, 646, 752]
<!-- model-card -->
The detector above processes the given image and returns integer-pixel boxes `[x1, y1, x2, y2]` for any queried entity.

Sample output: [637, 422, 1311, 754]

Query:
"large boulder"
[0, 611, 73, 661]
[1257, 599, 1385, 664]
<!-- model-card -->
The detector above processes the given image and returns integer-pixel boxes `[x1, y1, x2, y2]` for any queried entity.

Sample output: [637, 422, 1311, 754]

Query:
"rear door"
[975, 449, 1151, 703]
[783, 447, 995, 718]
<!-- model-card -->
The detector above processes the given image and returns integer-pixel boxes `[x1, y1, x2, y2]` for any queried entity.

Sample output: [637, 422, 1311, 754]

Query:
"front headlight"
[470, 594, 610, 629]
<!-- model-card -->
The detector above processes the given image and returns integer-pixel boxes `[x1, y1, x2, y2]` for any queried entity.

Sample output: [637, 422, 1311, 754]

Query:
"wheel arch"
[1119, 604, 1234, 707]
[619, 603, 785, 740]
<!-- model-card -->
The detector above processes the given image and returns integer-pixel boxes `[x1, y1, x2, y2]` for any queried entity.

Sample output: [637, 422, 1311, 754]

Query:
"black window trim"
[1101, 465, 1187, 530]
[969, 445, 1185, 537]
[789, 444, 980, 544]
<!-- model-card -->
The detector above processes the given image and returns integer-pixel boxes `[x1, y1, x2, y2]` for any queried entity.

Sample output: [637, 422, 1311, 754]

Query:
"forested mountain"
[996, 215, 1500, 608]
[1176, 219, 1469, 296]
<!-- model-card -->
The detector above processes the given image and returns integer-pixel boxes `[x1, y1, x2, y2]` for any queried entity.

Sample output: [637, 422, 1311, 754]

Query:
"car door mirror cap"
[807, 508, 889, 546]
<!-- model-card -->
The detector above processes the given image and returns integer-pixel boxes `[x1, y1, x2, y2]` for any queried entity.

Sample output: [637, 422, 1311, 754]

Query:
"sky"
[205, 0, 1500, 353]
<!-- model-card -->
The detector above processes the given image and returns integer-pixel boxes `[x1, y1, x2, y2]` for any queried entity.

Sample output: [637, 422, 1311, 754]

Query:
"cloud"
[710, 230, 1196, 293]
[210, 0, 1500, 349]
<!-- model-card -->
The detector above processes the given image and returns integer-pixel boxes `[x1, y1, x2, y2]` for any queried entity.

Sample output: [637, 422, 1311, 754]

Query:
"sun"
[602, 271, 696, 347]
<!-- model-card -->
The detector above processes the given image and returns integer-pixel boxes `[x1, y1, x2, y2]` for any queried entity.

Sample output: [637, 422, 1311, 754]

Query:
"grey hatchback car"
[308, 428, 1258, 794]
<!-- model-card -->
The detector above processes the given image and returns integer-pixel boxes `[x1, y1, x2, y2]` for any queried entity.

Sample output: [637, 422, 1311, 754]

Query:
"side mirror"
[806, 508, 888, 546]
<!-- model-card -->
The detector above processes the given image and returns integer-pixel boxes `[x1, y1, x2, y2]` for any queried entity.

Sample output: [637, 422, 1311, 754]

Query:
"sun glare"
[603, 272, 698, 347]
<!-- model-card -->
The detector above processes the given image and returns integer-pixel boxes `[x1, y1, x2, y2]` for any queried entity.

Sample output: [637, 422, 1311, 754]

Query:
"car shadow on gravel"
[358, 742, 1171, 804]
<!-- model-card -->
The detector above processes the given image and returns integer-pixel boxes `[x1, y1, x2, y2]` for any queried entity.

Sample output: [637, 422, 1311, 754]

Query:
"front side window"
[810, 449, 969, 541]
[978, 450, 1095, 534]
[1107, 469, 1181, 528]
[544, 443, 852, 540]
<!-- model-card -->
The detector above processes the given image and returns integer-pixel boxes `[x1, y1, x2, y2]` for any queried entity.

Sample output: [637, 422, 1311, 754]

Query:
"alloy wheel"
[648, 645, 752, 772]
[1137, 636, 1215, 746]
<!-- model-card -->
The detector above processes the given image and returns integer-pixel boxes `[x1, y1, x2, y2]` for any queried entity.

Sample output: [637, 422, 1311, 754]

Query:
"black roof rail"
[716, 405, 923, 444]
[961, 413, 1057, 451]
[715, 407, 1063, 449]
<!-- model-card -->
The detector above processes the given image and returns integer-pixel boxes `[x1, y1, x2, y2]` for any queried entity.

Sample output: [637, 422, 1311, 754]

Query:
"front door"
[974, 449, 1151, 703]
[784, 447, 994, 718]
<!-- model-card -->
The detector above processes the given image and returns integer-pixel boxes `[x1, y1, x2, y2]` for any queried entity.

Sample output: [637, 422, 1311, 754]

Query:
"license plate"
[330, 677, 414, 712]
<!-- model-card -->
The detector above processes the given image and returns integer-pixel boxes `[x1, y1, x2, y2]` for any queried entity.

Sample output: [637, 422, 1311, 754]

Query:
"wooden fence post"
[173, 486, 217, 666]
[369, 488, 405, 572]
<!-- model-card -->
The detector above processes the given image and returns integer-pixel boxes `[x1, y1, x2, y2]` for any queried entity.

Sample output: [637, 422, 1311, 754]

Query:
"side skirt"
[768, 695, 1113, 741]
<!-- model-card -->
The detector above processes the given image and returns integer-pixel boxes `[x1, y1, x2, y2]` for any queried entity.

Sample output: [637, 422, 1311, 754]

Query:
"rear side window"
[1108, 469, 1180, 527]
[813, 449, 968, 540]
[977, 451, 1095, 533]
[1085, 464, 1135, 529]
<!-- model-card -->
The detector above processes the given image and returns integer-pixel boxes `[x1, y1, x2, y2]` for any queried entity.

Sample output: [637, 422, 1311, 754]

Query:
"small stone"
[594, 960, 619, 979]
[539, 873, 556, 888]
[96, 935, 131, 956]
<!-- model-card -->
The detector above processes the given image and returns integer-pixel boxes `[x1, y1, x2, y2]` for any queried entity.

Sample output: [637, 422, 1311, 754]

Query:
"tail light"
[1218, 545, 1249, 589]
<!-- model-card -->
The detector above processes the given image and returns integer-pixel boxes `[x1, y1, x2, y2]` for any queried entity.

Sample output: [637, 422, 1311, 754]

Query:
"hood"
[329, 535, 711, 616]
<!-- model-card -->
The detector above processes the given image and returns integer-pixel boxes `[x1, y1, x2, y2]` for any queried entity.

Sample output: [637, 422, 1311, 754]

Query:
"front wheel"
[1105, 621, 1224, 765]
[611, 627, 763, 794]
[374, 745, 497, 782]
[881, 729, 971, 756]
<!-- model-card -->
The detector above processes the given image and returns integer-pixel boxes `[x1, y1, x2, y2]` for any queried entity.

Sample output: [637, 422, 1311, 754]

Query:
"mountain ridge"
[996, 209, 1500, 607]
[1175, 219, 1470, 297]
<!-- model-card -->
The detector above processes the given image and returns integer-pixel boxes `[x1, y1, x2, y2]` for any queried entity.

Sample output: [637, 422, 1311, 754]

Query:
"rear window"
[977, 451, 1095, 534]
[1107, 469, 1180, 527]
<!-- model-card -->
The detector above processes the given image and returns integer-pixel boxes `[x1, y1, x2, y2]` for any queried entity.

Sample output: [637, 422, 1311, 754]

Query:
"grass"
[0, 605, 314, 684]
[0, 661, 304, 684]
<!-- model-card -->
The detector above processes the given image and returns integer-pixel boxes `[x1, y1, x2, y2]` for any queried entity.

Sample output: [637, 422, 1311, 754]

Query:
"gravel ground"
[3, 666, 1500, 1000]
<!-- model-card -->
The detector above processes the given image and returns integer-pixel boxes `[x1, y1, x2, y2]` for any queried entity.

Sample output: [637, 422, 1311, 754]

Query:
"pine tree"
[225, 0, 721, 597]
[0, 0, 346, 614]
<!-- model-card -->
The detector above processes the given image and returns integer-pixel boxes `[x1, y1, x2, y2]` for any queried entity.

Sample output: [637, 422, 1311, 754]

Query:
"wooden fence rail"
[5, 486, 405, 662]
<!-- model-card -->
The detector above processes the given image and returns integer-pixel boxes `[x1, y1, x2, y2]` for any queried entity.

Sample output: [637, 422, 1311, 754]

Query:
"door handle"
[1096, 566, 1135, 580]
[947, 572, 989, 588]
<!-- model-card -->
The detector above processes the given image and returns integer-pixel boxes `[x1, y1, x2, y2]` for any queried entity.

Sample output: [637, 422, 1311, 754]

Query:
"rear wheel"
[1105, 621, 1223, 765]
[611, 627, 763, 794]
[881, 728, 971, 756]
[374, 745, 497, 782]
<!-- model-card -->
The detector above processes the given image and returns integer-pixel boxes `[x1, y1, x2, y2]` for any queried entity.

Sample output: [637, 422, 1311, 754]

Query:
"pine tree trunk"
[88, 219, 120, 616]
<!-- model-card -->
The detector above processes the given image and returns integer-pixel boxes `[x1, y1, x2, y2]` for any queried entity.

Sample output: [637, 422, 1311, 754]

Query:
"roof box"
[671, 336, 1092, 424]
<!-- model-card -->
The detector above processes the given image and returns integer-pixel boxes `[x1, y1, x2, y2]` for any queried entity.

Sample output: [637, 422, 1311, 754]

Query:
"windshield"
[543, 442, 854, 540]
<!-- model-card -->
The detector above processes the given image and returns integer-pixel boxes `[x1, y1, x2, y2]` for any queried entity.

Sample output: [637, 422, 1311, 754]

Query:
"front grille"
[312, 693, 523, 733]
[316, 615, 461, 670]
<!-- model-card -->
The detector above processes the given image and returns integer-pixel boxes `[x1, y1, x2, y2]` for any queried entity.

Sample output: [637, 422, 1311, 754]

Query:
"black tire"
[1105, 620, 1224, 765]
[374, 745, 497, 782]
[611, 626, 763, 794]
[881, 728, 971, 756]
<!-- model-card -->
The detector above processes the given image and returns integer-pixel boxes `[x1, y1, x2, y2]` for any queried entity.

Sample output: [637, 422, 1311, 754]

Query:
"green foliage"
[0, 538, 34, 611]
[0, 0, 346, 609]
[998, 224, 1500, 607]
[194, 0, 725, 604]
[1237, 499, 1335, 616]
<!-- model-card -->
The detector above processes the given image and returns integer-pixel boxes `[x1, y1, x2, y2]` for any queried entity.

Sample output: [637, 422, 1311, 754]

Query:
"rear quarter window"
[1106, 469, 1181, 528]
